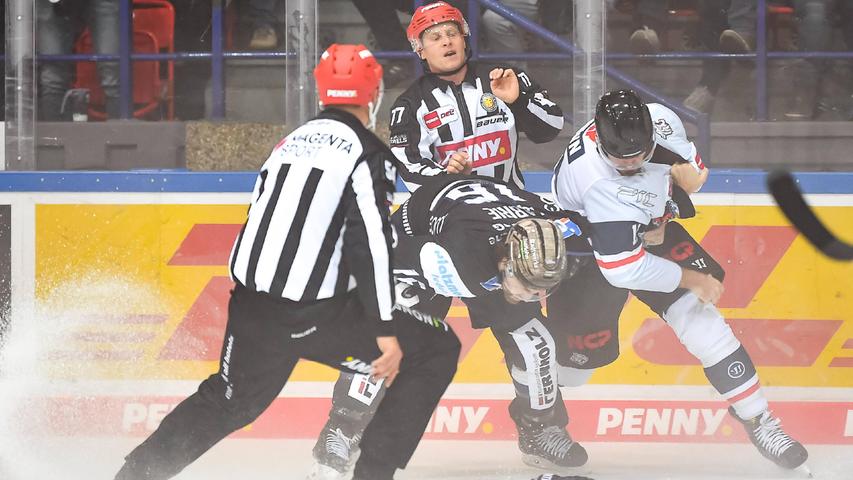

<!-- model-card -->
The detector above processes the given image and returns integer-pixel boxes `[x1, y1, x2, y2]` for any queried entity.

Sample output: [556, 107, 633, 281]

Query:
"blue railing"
[21, 0, 853, 160]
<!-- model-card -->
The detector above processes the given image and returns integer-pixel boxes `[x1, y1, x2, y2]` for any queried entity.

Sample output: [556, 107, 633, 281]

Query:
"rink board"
[0, 171, 851, 444]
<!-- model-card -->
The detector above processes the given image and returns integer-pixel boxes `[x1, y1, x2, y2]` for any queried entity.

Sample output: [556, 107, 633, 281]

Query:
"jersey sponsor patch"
[435, 131, 513, 169]
[347, 373, 384, 406]
[480, 275, 501, 292]
[423, 105, 458, 129]
[389, 133, 408, 148]
[553, 217, 583, 238]
[420, 243, 474, 298]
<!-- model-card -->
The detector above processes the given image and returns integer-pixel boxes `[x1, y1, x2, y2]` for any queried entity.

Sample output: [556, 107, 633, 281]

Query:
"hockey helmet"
[314, 44, 384, 128]
[504, 218, 568, 294]
[406, 2, 470, 52]
[594, 89, 656, 170]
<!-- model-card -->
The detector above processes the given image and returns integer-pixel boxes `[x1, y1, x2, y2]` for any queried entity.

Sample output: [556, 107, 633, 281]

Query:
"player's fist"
[680, 268, 724, 304]
[671, 162, 709, 194]
[446, 150, 472, 175]
[489, 68, 520, 104]
[643, 223, 666, 246]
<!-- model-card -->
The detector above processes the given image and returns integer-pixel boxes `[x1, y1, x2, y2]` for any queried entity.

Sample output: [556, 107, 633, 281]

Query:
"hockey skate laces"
[753, 412, 795, 457]
[325, 428, 360, 460]
[535, 426, 574, 459]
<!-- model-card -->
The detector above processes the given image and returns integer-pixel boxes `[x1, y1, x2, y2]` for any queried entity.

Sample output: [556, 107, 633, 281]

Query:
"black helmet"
[594, 89, 655, 160]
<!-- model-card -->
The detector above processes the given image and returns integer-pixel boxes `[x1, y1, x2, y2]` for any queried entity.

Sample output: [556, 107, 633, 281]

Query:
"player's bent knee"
[663, 293, 741, 367]
[557, 365, 595, 387]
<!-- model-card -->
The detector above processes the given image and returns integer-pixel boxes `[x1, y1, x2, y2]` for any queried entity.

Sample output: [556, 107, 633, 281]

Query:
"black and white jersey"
[392, 175, 589, 302]
[388, 62, 564, 192]
[229, 108, 397, 335]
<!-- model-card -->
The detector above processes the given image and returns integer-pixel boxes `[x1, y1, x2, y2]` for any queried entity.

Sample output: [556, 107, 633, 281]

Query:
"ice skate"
[729, 408, 809, 471]
[307, 416, 362, 479]
[510, 404, 587, 469]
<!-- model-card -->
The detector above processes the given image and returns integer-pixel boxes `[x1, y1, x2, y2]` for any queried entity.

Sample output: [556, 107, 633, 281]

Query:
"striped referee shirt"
[229, 108, 397, 334]
[388, 62, 564, 192]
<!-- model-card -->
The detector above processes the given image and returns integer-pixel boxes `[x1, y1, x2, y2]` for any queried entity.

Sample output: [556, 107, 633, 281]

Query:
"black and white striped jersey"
[229, 108, 398, 335]
[388, 62, 564, 192]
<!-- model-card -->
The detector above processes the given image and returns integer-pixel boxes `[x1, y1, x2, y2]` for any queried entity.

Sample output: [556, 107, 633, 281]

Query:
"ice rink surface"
[2, 436, 850, 480]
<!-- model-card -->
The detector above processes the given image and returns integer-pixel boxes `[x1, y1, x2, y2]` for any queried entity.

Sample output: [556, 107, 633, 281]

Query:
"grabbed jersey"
[393, 176, 588, 300]
[551, 103, 706, 293]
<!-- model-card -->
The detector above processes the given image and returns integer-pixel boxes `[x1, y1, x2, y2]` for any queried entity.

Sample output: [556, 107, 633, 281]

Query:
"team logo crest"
[480, 93, 498, 113]
[654, 118, 674, 139]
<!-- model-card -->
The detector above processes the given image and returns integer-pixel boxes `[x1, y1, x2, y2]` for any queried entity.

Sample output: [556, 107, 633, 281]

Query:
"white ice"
[1, 436, 850, 480]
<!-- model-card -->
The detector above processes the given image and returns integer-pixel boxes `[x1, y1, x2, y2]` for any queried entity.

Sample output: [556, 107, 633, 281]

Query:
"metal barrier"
[19, 0, 853, 160]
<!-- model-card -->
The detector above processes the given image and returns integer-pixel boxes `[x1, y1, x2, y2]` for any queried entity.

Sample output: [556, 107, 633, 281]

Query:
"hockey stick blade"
[767, 170, 853, 260]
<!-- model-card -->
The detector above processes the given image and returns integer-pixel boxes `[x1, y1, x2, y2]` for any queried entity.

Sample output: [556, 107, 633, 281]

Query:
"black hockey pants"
[115, 284, 460, 480]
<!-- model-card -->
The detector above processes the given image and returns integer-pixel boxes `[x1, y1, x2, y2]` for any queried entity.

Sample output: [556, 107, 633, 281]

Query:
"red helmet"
[314, 44, 383, 108]
[406, 2, 469, 52]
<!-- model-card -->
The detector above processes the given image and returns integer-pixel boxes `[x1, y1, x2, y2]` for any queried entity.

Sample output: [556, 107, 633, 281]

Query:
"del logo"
[597, 407, 729, 437]
[435, 131, 513, 168]
[424, 106, 458, 129]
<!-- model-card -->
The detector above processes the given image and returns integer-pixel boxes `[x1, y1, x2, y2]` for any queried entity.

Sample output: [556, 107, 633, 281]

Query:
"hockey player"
[113, 44, 463, 480]
[311, 2, 572, 476]
[389, 1, 565, 191]
[309, 175, 593, 479]
[549, 89, 809, 472]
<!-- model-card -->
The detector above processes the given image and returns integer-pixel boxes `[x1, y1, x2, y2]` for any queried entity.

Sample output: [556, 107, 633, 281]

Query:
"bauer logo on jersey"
[435, 131, 513, 169]
[423, 105, 458, 129]
[480, 92, 498, 113]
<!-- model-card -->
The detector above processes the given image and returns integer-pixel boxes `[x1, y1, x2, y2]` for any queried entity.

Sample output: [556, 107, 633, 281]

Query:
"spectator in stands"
[348, 0, 466, 86]
[36, 0, 120, 121]
[629, 0, 668, 54]
[785, 0, 853, 119]
[246, 0, 279, 50]
[481, 0, 540, 67]
[173, 0, 212, 120]
[349, 0, 413, 86]
[683, 0, 756, 113]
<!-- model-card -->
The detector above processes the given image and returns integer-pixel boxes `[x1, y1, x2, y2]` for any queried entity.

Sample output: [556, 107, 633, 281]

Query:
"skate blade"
[306, 462, 348, 480]
[521, 454, 591, 474]
[794, 463, 813, 478]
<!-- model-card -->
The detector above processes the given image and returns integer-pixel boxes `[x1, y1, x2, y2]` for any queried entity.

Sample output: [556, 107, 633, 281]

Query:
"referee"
[114, 44, 461, 480]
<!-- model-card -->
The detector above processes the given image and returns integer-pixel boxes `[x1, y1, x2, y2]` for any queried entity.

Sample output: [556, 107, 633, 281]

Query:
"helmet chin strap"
[367, 80, 385, 131]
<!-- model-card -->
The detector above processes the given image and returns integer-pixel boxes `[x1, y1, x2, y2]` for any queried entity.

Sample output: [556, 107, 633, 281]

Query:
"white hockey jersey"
[551, 103, 706, 293]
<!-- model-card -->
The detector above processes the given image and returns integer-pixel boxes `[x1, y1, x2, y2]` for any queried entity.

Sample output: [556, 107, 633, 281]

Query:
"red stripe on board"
[699, 226, 797, 309]
[727, 381, 760, 404]
[829, 357, 853, 368]
[159, 276, 234, 360]
[633, 318, 842, 366]
[596, 248, 645, 269]
[168, 224, 242, 266]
